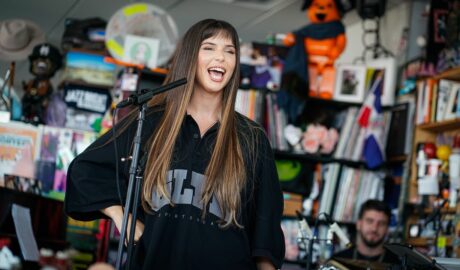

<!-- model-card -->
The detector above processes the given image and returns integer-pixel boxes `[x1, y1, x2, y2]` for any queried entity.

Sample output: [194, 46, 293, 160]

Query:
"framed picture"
[64, 51, 116, 87]
[334, 64, 366, 103]
[366, 57, 397, 106]
[123, 35, 160, 69]
[444, 83, 460, 120]
[0, 121, 41, 186]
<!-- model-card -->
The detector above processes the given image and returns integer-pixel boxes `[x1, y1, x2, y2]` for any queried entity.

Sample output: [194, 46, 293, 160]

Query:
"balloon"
[423, 142, 437, 159]
[436, 145, 451, 161]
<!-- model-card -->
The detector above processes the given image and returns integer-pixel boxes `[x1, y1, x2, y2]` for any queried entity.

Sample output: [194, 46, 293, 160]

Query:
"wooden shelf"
[273, 150, 386, 170]
[387, 155, 408, 163]
[423, 207, 457, 215]
[306, 96, 362, 108]
[59, 79, 113, 90]
[406, 236, 453, 247]
[417, 118, 460, 133]
[434, 67, 460, 81]
[274, 150, 333, 163]
[406, 203, 457, 215]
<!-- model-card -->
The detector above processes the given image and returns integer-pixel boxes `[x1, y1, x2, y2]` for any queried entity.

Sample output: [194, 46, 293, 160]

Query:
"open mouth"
[316, 13, 326, 21]
[208, 67, 226, 82]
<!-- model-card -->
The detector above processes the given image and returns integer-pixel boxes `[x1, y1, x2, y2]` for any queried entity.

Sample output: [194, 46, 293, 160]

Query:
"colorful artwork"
[0, 121, 41, 186]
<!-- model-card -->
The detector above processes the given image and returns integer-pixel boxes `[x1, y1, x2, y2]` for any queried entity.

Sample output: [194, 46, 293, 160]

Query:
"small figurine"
[22, 43, 62, 124]
[284, 0, 347, 99]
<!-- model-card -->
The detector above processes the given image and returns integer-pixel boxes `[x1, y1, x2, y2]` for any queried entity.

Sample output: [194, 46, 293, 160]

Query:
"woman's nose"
[214, 50, 225, 61]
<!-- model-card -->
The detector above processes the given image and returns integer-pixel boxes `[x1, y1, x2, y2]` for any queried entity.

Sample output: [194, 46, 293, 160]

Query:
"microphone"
[296, 211, 313, 239]
[116, 78, 187, 108]
[328, 222, 352, 248]
[298, 219, 313, 239]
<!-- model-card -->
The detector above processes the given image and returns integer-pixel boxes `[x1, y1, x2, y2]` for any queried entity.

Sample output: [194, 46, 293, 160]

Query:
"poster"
[0, 121, 41, 186]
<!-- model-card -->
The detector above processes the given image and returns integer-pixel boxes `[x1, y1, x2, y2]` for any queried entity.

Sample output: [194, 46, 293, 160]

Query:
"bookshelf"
[409, 104, 460, 201]
[409, 119, 460, 200]
[406, 66, 460, 257]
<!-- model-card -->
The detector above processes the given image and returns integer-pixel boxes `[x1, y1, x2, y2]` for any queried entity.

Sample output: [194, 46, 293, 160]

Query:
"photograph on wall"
[334, 64, 366, 103]
[123, 35, 160, 69]
[240, 42, 289, 90]
[366, 57, 397, 106]
[434, 10, 448, 43]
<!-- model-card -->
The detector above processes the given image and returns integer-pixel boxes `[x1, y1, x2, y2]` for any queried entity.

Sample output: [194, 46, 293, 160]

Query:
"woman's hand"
[102, 205, 144, 244]
[256, 257, 275, 270]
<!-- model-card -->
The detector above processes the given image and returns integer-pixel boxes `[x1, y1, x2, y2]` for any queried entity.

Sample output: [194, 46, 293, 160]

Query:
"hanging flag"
[357, 71, 385, 169]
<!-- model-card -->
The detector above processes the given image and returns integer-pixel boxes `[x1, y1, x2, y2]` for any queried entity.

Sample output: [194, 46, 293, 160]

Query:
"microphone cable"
[111, 107, 125, 210]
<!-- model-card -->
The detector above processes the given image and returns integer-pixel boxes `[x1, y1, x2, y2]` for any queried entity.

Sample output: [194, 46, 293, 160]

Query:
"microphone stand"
[300, 212, 349, 270]
[424, 199, 448, 257]
[114, 78, 187, 270]
[306, 217, 319, 270]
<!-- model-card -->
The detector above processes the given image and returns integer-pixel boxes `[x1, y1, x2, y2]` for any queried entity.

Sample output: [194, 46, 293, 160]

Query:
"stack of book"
[416, 79, 460, 125]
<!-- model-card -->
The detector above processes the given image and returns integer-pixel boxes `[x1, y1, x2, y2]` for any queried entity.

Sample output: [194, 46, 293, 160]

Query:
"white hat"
[0, 19, 45, 61]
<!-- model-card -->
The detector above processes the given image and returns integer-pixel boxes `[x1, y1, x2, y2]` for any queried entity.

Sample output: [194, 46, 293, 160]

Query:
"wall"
[336, 1, 411, 65]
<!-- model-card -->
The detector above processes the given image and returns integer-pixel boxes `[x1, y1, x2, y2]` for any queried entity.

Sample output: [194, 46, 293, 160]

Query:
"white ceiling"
[0, 0, 406, 92]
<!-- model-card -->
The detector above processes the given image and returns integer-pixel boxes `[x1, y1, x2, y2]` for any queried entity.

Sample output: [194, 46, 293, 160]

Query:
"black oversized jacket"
[65, 108, 285, 269]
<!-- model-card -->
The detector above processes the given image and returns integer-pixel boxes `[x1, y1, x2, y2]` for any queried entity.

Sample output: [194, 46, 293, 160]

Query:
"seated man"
[332, 199, 400, 265]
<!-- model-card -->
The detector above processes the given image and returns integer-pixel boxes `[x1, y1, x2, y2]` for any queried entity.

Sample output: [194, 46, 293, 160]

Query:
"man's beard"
[360, 231, 385, 248]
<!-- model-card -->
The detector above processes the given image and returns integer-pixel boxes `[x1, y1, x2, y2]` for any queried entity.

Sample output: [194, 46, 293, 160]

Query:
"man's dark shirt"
[333, 246, 401, 267]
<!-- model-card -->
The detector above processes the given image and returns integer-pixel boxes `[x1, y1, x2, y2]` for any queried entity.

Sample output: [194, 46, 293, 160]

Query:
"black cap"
[28, 43, 63, 76]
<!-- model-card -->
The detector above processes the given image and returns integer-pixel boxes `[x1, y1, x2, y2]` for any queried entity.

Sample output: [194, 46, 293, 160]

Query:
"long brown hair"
[140, 19, 252, 227]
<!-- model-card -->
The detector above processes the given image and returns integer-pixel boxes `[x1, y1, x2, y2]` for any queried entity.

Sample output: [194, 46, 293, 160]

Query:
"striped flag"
[357, 71, 385, 169]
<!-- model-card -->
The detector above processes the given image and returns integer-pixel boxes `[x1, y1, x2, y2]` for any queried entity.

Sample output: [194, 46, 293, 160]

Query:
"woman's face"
[195, 34, 236, 95]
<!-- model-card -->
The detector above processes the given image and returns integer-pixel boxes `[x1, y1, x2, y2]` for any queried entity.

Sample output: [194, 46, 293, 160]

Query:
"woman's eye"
[202, 47, 213, 51]
[226, 50, 235, 54]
